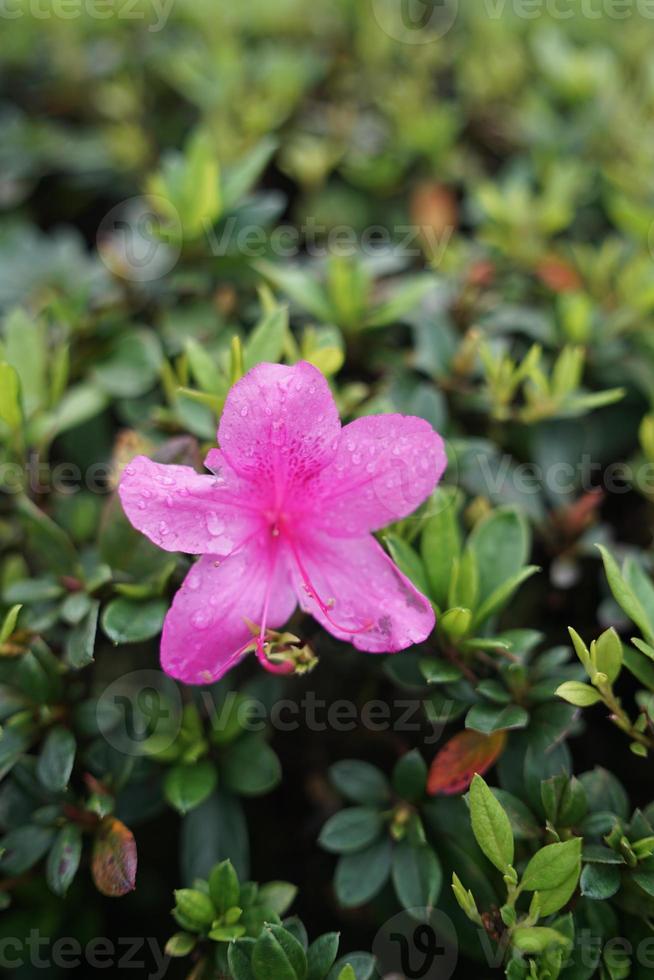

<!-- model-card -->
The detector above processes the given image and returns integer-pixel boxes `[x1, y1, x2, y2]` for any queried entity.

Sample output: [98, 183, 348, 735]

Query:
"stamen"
[287, 536, 373, 636]
[254, 538, 294, 675]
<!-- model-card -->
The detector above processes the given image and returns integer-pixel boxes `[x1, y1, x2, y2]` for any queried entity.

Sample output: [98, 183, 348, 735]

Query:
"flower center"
[264, 508, 288, 538]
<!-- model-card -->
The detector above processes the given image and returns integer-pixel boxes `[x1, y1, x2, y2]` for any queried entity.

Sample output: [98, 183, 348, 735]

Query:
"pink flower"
[119, 362, 446, 685]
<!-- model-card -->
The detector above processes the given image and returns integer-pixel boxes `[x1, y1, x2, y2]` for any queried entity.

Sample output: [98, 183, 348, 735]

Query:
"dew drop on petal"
[206, 513, 225, 536]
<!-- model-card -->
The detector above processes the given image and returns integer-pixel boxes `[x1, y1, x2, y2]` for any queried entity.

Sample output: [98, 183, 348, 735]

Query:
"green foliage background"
[1, 1, 654, 978]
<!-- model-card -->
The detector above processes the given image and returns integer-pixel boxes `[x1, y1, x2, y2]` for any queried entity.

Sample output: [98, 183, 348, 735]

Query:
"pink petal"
[305, 415, 446, 536]
[217, 362, 341, 487]
[161, 539, 297, 685]
[119, 454, 260, 556]
[289, 531, 435, 652]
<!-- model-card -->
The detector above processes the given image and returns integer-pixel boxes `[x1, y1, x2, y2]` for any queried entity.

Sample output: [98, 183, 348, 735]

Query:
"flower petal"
[305, 414, 446, 536]
[304, 415, 447, 537]
[161, 539, 297, 685]
[289, 531, 435, 652]
[217, 362, 340, 487]
[119, 454, 260, 556]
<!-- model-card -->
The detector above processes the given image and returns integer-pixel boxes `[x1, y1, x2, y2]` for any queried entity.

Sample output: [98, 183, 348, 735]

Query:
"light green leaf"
[469, 774, 514, 873]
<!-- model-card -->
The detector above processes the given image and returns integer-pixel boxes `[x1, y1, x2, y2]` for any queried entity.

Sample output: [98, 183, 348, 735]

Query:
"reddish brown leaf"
[91, 816, 137, 897]
[535, 256, 582, 293]
[427, 729, 507, 796]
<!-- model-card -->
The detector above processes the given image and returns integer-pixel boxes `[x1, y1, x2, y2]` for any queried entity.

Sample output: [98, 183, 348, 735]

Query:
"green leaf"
[466, 703, 529, 735]
[471, 565, 540, 629]
[93, 330, 162, 398]
[392, 750, 428, 803]
[181, 790, 249, 884]
[209, 860, 241, 915]
[491, 790, 540, 841]
[65, 599, 99, 669]
[327, 954, 376, 980]
[467, 507, 529, 605]
[165, 933, 197, 958]
[3, 307, 46, 415]
[16, 495, 79, 576]
[36, 726, 76, 793]
[421, 488, 462, 608]
[228, 942, 257, 980]
[222, 136, 278, 211]
[0, 362, 22, 431]
[164, 761, 218, 814]
[267, 925, 307, 979]
[384, 533, 430, 596]
[334, 837, 392, 908]
[307, 933, 340, 980]
[0, 825, 55, 875]
[593, 628, 623, 684]
[597, 545, 654, 645]
[221, 734, 281, 796]
[329, 760, 390, 806]
[580, 862, 621, 900]
[174, 888, 216, 928]
[512, 926, 569, 955]
[319, 808, 383, 854]
[101, 597, 167, 645]
[255, 261, 333, 323]
[469, 774, 514, 873]
[251, 926, 303, 980]
[244, 305, 289, 371]
[391, 840, 442, 913]
[556, 681, 602, 707]
[46, 824, 82, 897]
[419, 659, 463, 684]
[366, 276, 436, 328]
[0, 604, 22, 643]
[522, 838, 582, 893]
[257, 881, 298, 917]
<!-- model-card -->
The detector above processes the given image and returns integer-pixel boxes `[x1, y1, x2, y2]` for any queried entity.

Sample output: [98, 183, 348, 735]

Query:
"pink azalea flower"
[119, 362, 446, 685]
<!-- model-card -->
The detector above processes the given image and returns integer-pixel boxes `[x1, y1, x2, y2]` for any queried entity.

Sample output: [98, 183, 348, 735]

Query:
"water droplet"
[188, 573, 201, 590]
[240, 406, 249, 417]
[206, 513, 225, 536]
[352, 453, 361, 464]
[125, 465, 135, 476]
[158, 521, 169, 537]
[191, 611, 210, 629]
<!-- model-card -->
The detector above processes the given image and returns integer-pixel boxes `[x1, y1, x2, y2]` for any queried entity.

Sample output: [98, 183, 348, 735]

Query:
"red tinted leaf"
[427, 729, 507, 796]
[91, 816, 137, 897]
